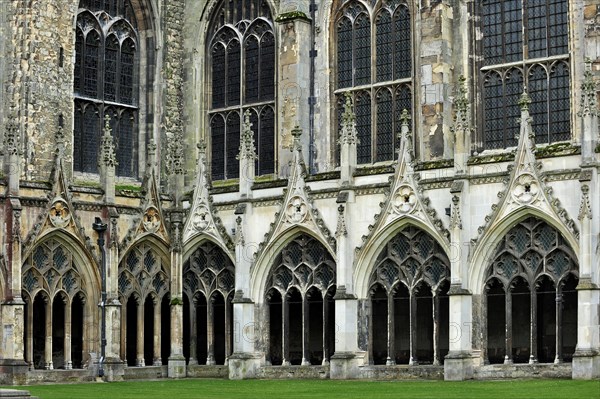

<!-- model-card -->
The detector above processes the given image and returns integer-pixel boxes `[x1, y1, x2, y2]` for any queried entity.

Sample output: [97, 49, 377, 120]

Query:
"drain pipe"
[308, 0, 317, 173]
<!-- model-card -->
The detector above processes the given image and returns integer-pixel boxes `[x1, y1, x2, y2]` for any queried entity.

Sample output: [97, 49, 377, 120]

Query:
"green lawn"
[6, 379, 600, 399]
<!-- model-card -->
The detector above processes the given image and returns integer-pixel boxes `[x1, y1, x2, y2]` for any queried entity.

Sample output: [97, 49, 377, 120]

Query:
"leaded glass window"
[74, 1, 139, 177]
[335, 0, 413, 164]
[478, 0, 570, 149]
[208, 0, 276, 180]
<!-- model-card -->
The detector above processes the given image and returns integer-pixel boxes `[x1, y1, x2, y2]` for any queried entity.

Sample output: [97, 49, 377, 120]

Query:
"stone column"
[504, 291, 513, 365]
[529, 290, 538, 364]
[0, 197, 28, 384]
[444, 183, 474, 381]
[64, 302, 72, 370]
[433, 293, 440, 366]
[555, 290, 563, 364]
[386, 293, 396, 366]
[45, 298, 53, 370]
[409, 294, 418, 366]
[104, 210, 124, 381]
[330, 196, 363, 379]
[224, 297, 232, 364]
[206, 297, 215, 365]
[301, 295, 310, 366]
[572, 168, 600, 379]
[322, 297, 329, 366]
[282, 295, 291, 366]
[153, 299, 162, 366]
[136, 301, 145, 367]
[188, 299, 198, 365]
[168, 210, 186, 378]
[229, 211, 262, 379]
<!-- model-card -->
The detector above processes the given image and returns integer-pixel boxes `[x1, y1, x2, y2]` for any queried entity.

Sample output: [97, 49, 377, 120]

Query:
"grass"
[7, 378, 600, 399]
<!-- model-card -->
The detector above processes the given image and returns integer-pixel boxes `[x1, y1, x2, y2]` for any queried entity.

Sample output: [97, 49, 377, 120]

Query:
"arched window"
[368, 226, 450, 365]
[484, 217, 578, 364]
[22, 239, 88, 370]
[334, 0, 412, 164]
[74, 1, 140, 177]
[208, 0, 276, 180]
[118, 244, 170, 366]
[478, 0, 570, 149]
[182, 241, 235, 366]
[265, 234, 336, 366]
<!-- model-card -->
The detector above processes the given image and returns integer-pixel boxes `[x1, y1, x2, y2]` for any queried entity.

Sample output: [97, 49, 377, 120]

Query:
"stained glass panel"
[120, 38, 135, 105]
[528, 64, 549, 143]
[211, 114, 226, 180]
[226, 40, 241, 106]
[226, 111, 241, 179]
[393, 5, 411, 79]
[337, 17, 353, 89]
[356, 92, 372, 164]
[84, 31, 100, 97]
[376, 11, 392, 82]
[245, 36, 259, 102]
[104, 36, 119, 102]
[354, 13, 371, 86]
[258, 106, 275, 175]
[212, 43, 226, 108]
[259, 32, 275, 100]
[548, 61, 570, 143]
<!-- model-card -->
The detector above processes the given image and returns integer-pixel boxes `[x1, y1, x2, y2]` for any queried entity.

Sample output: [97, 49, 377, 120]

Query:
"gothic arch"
[182, 235, 234, 264]
[469, 207, 579, 295]
[21, 234, 99, 369]
[250, 226, 337, 303]
[354, 217, 450, 299]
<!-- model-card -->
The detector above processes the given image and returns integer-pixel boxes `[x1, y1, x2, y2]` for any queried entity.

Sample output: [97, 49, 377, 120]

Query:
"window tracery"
[208, 0, 275, 180]
[74, 0, 139, 177]
[478, 0, 570, 149]
[334, 0, 412, 164]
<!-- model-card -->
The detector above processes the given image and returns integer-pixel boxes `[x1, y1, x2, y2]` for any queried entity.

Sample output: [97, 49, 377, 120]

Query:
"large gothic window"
[484, 217, 578, 364]
[208, 0, 276, 180]
[118, 244, 170, 366]
[74, 0, 139, 177]
[182, 241, 235, 366]
[368, 226, 450, 365]
[265, 234, 336, 366]
[335, 0, 412, 164]
[22, 239, 88, 370]
[478, 0, 570, 149]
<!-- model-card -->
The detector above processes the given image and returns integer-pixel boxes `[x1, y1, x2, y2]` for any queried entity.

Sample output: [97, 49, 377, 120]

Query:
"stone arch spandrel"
[250, 226, 337, 303]
[469, 207, 580, 296]
[354, 215, 451, 299]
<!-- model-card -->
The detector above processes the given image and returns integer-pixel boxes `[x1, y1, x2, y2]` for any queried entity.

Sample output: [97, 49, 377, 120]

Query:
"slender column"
[120, 302, 127, 362]
[153, 299, 162, 365]
[188, 298, 198, 365]
[322, 297, 329, 365]
[386, 293, 396, 365]
[64, 301, 72, 369]
[555, 289, 563, 364]
[368, 297, 374, 365]
[433, 292, 440, 366]
[136, 301, 145, 367]
[504, 290, 513, 364]
[45, 299, 53, 370]
[282, 295, 290, 366]
[206, 297, 215, 365]
[301, 295, 310, 366]
[409, 293, 418, 365]
[529, 289, 538, 364]
[224, 297, 231, 364]
[26, 300, 34, 369]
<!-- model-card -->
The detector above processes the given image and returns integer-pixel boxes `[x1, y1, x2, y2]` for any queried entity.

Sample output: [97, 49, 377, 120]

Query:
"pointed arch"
[470, 208, 579, 295]
[354, 217, 451, 299]
[250, 226, 337, 303]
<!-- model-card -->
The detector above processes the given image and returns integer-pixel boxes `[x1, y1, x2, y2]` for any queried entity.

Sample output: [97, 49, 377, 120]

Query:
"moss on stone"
[535, 142, 580, 158]
[414, 159, 454, 171]
[467, 153, 515, 165]
[275, 11, 311, 23]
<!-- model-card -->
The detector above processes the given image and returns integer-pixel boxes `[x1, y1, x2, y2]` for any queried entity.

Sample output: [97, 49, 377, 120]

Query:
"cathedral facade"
[0, 0, 599, 384]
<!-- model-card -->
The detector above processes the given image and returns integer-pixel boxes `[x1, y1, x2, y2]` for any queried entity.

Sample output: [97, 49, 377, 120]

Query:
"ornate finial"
[518, 89, 531, 111]
[335, 204, 348, 237]
[291, 126, 303, 151]
[400, 108, 411, 128]
[99, 115, 117, 168]
[167, 129, 185, 176]
[579, 59, 599, 118]
[234, 216, 245, 245]
[452, 76, 470, 133]
[238, 110, 257, 160]
[339, 92, 358, 146]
